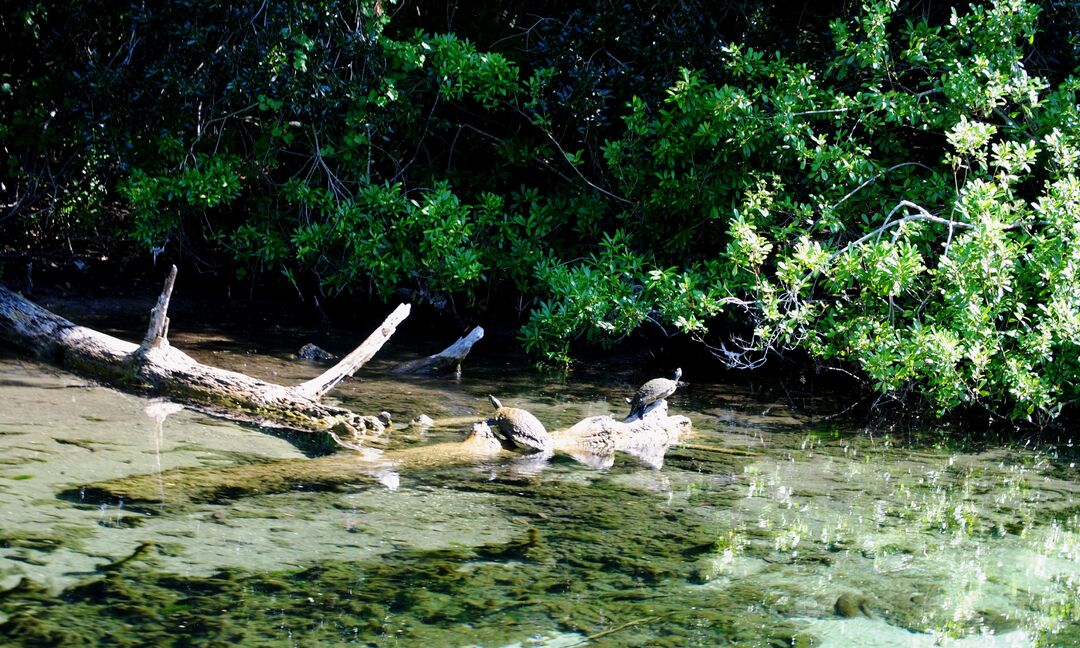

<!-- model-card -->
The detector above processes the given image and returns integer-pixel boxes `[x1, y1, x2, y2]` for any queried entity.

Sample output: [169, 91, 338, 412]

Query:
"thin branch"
[786, 107, 850, 117]
[571, 617, 662, 645]
[490, 16, 552, 50]
[826, 200, 975, 267]
[310, 125, 350, 202]
[456, 123, 577, 186]
[140, 265, 178, 351]
[392, 94, 441, 184]
[205, 101, 261, 127]
[294, 303, 411, 400]
[828, 163, 935, 212]
[540, 130, 633, 205]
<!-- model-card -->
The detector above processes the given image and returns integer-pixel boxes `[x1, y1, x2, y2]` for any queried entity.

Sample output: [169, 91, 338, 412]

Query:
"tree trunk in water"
[0, 267, 408, 448]
[0, 268, 694, 481]
[67, 405, 693, 510]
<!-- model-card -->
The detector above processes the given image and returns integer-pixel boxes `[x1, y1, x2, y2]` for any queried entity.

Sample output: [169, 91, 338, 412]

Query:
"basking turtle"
[487, 395, 552, 453]
[626, 368, 682, 418]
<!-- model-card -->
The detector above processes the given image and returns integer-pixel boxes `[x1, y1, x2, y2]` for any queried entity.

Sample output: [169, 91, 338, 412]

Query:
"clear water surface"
[0, 309, 1078, 646]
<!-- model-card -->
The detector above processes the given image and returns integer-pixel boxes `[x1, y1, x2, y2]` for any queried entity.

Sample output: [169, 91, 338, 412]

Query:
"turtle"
[487, 395, 552, 453]
[626, 368, 682, 418]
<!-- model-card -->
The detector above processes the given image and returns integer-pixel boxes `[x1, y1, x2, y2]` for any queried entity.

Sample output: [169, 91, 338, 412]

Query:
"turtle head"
[673, 367, 683, 382]
[488, 394, 503, 410]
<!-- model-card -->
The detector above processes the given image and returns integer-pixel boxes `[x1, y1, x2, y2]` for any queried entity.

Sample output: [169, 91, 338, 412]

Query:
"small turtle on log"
[487, 395, 552, 453]
[627, 368, 682, 418]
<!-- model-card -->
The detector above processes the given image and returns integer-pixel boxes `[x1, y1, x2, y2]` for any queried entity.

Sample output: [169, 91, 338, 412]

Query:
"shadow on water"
[1, 315, 1079, 646]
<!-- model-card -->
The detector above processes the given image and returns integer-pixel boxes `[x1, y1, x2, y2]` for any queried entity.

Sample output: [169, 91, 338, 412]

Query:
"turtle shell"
[488, 395, 552, 452]
[628, 368, 682, 413]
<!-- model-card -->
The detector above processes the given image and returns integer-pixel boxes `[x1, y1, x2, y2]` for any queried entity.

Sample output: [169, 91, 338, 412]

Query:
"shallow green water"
[0, 323, 1078, 646]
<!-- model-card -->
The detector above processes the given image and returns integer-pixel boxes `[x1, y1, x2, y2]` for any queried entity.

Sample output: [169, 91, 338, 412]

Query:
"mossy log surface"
[0, 267, 408, 445]
[553, 400, 692, 469]
[68, 405, 693, 511]
[65, 423, 509, 510]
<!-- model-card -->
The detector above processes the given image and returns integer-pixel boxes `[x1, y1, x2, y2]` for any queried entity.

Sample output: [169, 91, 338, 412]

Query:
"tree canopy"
[2, 0, 1078, 425]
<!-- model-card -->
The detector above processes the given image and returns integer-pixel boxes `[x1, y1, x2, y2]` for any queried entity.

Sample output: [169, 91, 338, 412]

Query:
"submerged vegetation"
[0, 354, 1078, 646]
[2, 0, 1079, 424]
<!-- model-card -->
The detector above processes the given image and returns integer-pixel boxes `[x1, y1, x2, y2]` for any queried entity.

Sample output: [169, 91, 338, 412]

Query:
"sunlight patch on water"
[801, 617, 1031, 647]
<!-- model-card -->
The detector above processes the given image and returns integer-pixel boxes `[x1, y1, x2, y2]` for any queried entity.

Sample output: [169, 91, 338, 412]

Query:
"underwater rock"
[834, 593, 874, 618]
[298, 343, 337, 361]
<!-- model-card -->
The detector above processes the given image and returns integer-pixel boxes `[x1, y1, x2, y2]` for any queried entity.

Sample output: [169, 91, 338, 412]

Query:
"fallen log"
[552, 400, 692, 469]
[0, 266, 408, 446]
[65, 422, 510, 510]
[392, 325, 484, 376]
[69, 404, 693, 510]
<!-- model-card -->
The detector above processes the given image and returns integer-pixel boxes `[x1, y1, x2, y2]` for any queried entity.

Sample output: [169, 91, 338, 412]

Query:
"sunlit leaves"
[946, 116, 997, 168]
[424, 33, 518, 108]
[18, 0, 1077, 422]
[579, 0, 1077, 422]
[727, 216, 773, 272]
[119, 154, 242, 247]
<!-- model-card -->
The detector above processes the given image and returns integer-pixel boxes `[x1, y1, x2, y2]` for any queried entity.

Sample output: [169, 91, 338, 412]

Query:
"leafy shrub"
[554, 0, 1078, 422]
[3, 0, 1077, 423]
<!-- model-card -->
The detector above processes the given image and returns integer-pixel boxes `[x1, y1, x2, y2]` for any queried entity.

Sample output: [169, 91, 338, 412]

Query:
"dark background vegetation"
[2, 1, 1078, 426]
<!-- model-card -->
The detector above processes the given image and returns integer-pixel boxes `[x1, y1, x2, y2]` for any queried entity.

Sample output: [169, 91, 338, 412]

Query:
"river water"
[0, 310, 1078, 646]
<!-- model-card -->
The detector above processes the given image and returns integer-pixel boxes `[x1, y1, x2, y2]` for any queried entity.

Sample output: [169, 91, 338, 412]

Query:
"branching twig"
[828, 163, 935, 212]
[540, 130, 633, 205]
[826, 200, 975, 267]
[570, 616, 662, 646]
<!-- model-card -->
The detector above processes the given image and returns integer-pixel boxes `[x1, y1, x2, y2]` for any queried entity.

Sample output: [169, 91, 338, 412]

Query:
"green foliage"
[120, 154, 243, 248]
[3, 0, 1078, 424]
[528, 0, 1080, 422]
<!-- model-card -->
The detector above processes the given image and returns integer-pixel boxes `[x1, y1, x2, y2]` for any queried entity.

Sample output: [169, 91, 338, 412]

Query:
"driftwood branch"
[393, 325, 484, 376]
[554, 400, 691, 469]
[140, 264, 177, 351]
[294, 303, 411, 399]
[0, 271, 411, 446]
